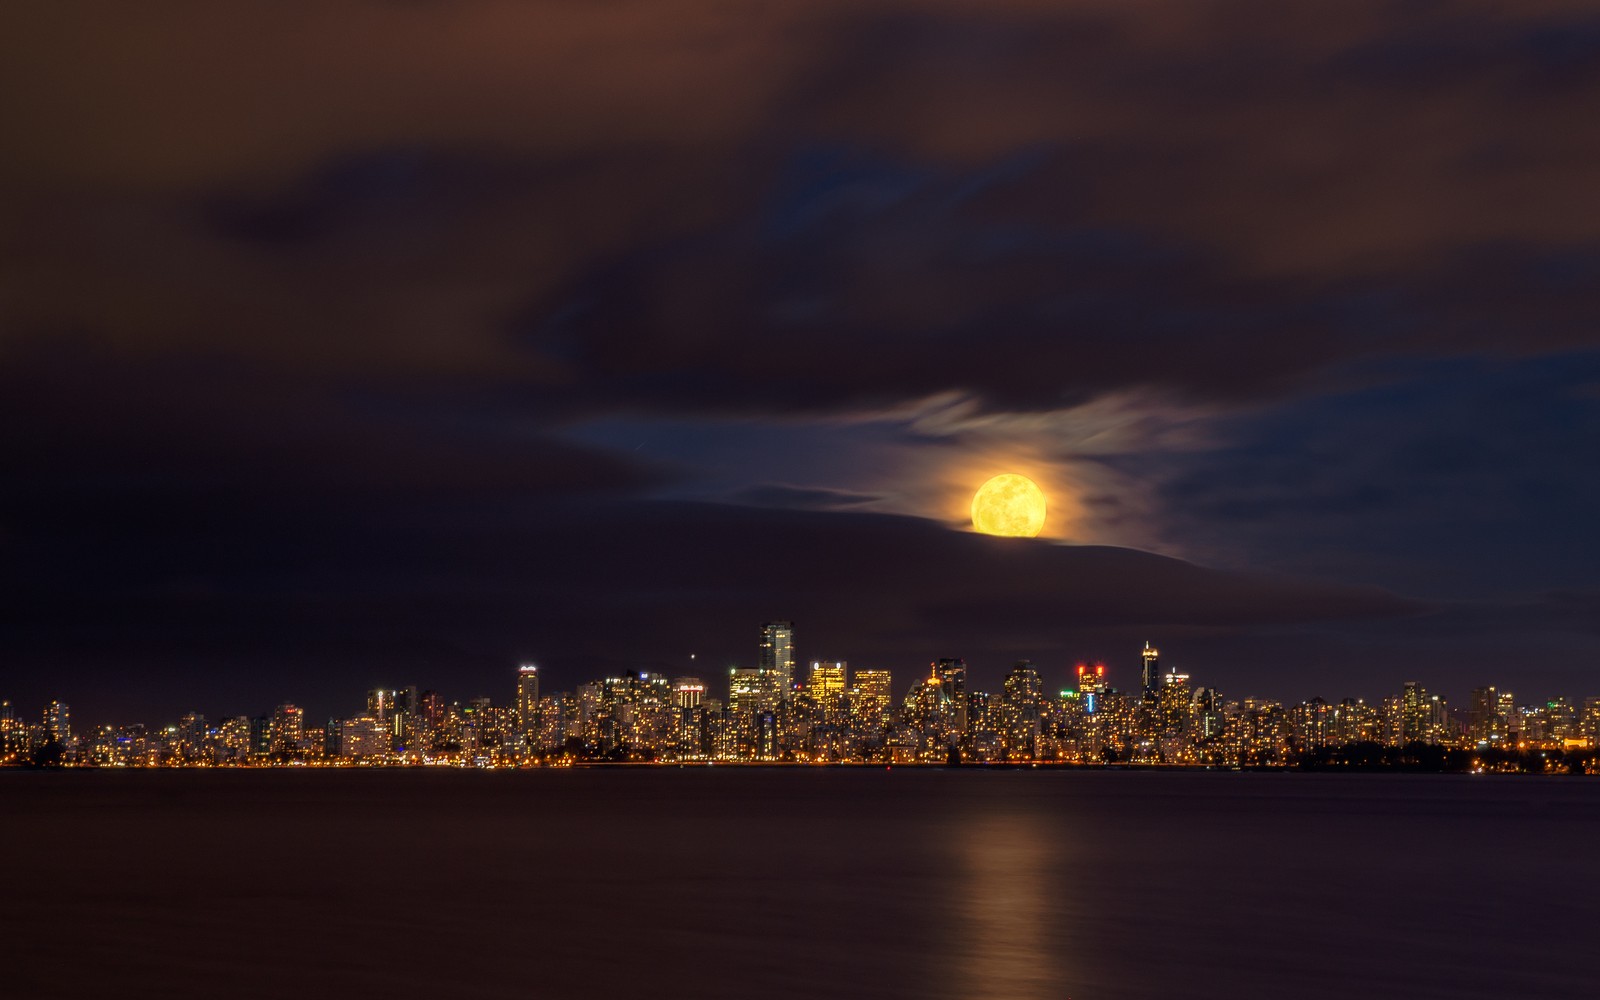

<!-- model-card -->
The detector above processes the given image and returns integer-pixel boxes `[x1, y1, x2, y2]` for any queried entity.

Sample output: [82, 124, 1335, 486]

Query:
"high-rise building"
[809, 660, 848, 700]
[672, 677, 706, 709]
[1141, 642, 1161, 706]
[1001, 661, 1043, 759]
[42, 700, 70, 744]
[517, 665, 540, 739]
[269, 703, 304, 755]
[212, 717, 247, 761]
[368, 689, 395, 722]
[728, 667, 765, 715]
[851, 669, 893, 729]
[935, 659, 967, 732]
[758, 621, 796, 702]
[1468, 686, 1506, 744]
[1075, 662, 1106, 714]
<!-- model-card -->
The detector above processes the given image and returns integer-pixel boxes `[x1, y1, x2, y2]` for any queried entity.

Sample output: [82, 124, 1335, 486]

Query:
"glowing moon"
[972, 474, 1047, 537]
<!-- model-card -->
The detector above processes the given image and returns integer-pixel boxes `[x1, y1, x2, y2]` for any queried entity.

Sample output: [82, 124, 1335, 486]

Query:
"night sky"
[4, 1, 1600, 724]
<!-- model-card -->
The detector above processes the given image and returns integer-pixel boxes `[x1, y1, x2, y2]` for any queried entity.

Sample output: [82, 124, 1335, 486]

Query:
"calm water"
[2, 769, 1596, 999]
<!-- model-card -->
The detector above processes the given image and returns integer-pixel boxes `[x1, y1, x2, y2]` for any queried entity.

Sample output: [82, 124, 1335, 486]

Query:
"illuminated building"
[1397, 681, 1448, 745]
[1191, 687, 1224, 740]
[758, 621, 796, 703]
[1290, 697, 1334, 749]
[809, 660, 848, 700]
[850, 669, 893, 754]
[1075, 663, 1106, 714]
[1468, 686, 1508, 744]
[1000, 661, 1043, 760]
[672, 677, 705, 709]
[339, 715, 390, 759]
[368, 688, 394, 721]
[0, 701, 28, 760]
[517, 665, 540, 741]
[935, 659, 968, 732]
[177, 712, 208, 761]
[1141, 641, 1161, 706]
[1156, 666, 1192, 735]
[216, 717, 250, 761]
[248, 716, 272, 758]
[728, 667, 765, 716]
[42, 700, 70, 744]
[270, 703, 304, 756]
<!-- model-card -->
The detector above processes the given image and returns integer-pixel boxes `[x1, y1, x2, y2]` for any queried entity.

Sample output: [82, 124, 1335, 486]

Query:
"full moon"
[971, 474, 1047, 537]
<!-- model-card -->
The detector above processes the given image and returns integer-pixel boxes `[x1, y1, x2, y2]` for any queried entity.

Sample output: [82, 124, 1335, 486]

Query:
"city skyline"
[8, 625, 1598, 770]
[6, 619, 1593, 734]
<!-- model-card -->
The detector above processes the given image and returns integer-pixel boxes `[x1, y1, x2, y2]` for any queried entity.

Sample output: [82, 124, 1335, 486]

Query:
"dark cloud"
[3, 1, 1599, 719]
[0, 481, 1425, 722]
[727, 485, 883, 511]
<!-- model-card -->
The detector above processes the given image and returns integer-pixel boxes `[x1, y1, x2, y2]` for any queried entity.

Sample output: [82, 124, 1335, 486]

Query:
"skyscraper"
[1001, 661, 1043, 759]
[1141, 642, 1161, 706]
[934, 659, 967, 732]
[42, 700, 70, 744]
[808, 660, 848, 700]
[269, 703, 304, 755]
[728, 667, 765, 715]
[758, 621, 796, 702]
[517, 665, 540, 739]
[1076, 662, 1106, 714]
[851, 669, 892, 728]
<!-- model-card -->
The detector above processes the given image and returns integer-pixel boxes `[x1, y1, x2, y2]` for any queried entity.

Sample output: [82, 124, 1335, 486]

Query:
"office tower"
[1468, 686, 1503, 743]
[934, 659, 967, 732]
[672, 677, 706, 709]
[517, 665, 540, 738]
[1156, 665, 1193, 734]
[728, 667, 765, 715]
[809, 660, 848, 700]
[1141, 642, 1161, 706]
[851, 669, 893, 726]
[42, 700, 70, 743]
[1076, 662, 1106, 714]
[758, 621, 796, 702]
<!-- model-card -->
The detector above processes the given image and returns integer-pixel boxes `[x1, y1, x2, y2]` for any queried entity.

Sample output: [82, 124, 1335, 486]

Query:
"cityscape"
[8, 622, 1598, 773]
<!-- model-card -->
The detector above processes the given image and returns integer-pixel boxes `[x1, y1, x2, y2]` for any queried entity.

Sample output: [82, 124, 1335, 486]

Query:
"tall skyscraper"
[1141, 642, 1161, 706]
[517, 665, 540, 738]
[934, 659, 967, 732]
[758, 621, 796, 702]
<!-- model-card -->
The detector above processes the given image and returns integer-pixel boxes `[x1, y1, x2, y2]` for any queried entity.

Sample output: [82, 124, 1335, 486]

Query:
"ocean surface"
[2, 768, 1596, 1000]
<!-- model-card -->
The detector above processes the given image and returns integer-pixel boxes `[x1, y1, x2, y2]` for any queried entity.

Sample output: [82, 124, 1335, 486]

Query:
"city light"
[5, 631, 1599, 772]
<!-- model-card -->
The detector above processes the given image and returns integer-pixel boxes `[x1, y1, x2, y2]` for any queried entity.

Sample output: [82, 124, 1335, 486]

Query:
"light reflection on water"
[6, 770, 1600, 1000]
[952, 811, 1070, 1000]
